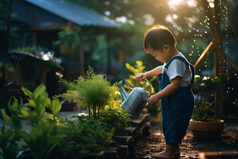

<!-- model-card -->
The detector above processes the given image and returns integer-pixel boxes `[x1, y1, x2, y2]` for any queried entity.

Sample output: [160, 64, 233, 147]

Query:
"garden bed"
[109, 113, 152, 158]
[128, 119, 238, 159]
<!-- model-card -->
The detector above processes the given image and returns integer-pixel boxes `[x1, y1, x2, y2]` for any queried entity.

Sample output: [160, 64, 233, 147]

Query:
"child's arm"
[135, 66, 163, 81]
[148, 76, 181, 105]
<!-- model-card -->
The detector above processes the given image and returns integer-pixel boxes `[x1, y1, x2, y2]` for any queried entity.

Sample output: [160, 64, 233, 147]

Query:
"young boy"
[135, 25, 195, 159]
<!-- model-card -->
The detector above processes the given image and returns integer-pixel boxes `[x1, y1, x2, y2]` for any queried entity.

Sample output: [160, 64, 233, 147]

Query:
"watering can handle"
[135, 79, 152, 96]
[124, 80, 133, 90]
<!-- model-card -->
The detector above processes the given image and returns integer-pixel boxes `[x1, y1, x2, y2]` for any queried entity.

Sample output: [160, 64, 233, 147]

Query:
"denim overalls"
[158, 56, 195, 144]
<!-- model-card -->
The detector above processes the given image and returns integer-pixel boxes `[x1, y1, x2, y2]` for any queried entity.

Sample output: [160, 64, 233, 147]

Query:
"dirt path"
[129, 122, 238, 159]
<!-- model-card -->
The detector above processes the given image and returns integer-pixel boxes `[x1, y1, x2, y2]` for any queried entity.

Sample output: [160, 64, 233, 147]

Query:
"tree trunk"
[88, 105, 91, 119]
[93, 106, 96, 119]
[97, 106, 101, 118]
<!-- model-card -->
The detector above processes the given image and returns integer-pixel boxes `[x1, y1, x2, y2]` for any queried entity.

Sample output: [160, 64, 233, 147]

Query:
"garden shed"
[0, 0, 121, 99]
[1, 0, 120, 88]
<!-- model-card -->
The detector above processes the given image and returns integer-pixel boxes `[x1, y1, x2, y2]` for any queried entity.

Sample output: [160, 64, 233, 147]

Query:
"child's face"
[146, 44, 170, 63]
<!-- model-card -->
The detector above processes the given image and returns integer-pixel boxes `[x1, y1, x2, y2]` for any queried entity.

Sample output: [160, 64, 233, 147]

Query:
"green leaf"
[36, 92, 51, 108]
[28, 99, 36, 108]
[7, 96, 14, 113]
[22, 86, 33, 98]
[1, 123, 5, 133]
[2, 109, 11, 123]
[23, 103, 29, 107]
[59, 99, 65, 105]
[51, 98, 61, 116]
[44, 112, 54, 120]
[32, 84, 46, 100]
[18, 98, 24, 114]
[44, 97, 51, 108]
[20, 107, 32, 118]
[39, 106, 45, 118]
[57, 116, 66, 122]
[16, 130, 30, 144]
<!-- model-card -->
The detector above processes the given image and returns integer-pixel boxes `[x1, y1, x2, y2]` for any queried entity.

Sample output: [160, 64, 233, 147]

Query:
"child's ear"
[163, 45, 170, 52]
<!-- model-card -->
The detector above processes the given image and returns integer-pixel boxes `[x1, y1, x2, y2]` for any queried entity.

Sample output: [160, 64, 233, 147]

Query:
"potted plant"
[189, 75, 229, 139]
[55, 66, 119, 119]
[53, 26, 79, 54]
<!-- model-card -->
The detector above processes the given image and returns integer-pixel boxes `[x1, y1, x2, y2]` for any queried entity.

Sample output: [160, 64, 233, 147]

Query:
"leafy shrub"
[1, 84, 66, 159]
[100, 105, 131, 134]
[0, 124, 19, 159]
[16, 119, 66, 159]
[56, 66, 119, 119]
[59, 115, 114, 157]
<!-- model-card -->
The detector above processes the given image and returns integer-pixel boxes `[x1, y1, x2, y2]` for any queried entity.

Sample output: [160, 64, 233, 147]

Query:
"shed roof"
[25, 0, 117, 28]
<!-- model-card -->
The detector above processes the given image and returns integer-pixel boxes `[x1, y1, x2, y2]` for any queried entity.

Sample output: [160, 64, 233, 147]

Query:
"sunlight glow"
[105, 1, 110, 5]
[173, 14, 178, 19]
[165, 15, 173, 23]
[209, 2, 214, 8]
[174, 31, 179, 36]
[116, 16, 127, 23]
[168, 0, 183, 6]
[105, 11, 111, 16]
[143, 14, 155, 25]
[128, 20, 135, 25]
[168, 0, 197, 11]
[186, 0, 197, 7]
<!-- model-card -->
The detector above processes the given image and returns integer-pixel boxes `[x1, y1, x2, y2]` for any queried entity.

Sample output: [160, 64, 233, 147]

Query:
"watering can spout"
[117, 80, 128, 102]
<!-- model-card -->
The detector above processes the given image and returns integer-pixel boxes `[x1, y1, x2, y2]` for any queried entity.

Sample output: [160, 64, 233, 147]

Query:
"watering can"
[117, 79, 152, 116]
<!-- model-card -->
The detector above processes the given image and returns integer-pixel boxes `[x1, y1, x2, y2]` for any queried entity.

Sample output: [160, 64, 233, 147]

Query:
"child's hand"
[135, 73, 147, 81]
[148, 94, 160, 105]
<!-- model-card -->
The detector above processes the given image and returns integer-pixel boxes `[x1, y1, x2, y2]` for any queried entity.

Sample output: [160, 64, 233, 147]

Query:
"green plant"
[1, 96, 24, 130]
[125, 61, 156, 93]
[1, 97, 24, 159]
[60, 115, 114, 157]
[192, 75, 229, 121]
[1, 84, 67, 159]
[100, 100, 131, 134]
[56, 66, 119, 119]
[52, 26, 79, 53]
[0, 124, 19, 159]
[17, 46, 37, 54]
[16, 119, 66, 159]
[19, 84, 65, 127]
[76, 116, 114, 152]
[192, 101, 216, 121]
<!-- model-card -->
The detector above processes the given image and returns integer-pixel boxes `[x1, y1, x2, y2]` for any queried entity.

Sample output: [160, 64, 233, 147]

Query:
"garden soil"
[129, 120, 238, 159]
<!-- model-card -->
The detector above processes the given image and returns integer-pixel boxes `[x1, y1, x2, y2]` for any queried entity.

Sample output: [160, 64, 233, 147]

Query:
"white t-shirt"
[163, 53, 191, 87]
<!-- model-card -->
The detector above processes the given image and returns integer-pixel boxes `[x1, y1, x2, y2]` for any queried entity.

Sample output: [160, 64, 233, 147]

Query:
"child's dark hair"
[143, 25, 177, 52]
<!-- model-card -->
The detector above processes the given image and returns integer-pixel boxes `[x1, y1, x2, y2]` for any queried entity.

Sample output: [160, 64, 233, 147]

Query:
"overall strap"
[165, 56, 195, 85]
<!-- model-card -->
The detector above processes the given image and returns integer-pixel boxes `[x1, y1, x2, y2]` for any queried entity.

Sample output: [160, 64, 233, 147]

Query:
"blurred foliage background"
[1, 0, 238, 91]
[67, 0, 238, 74]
